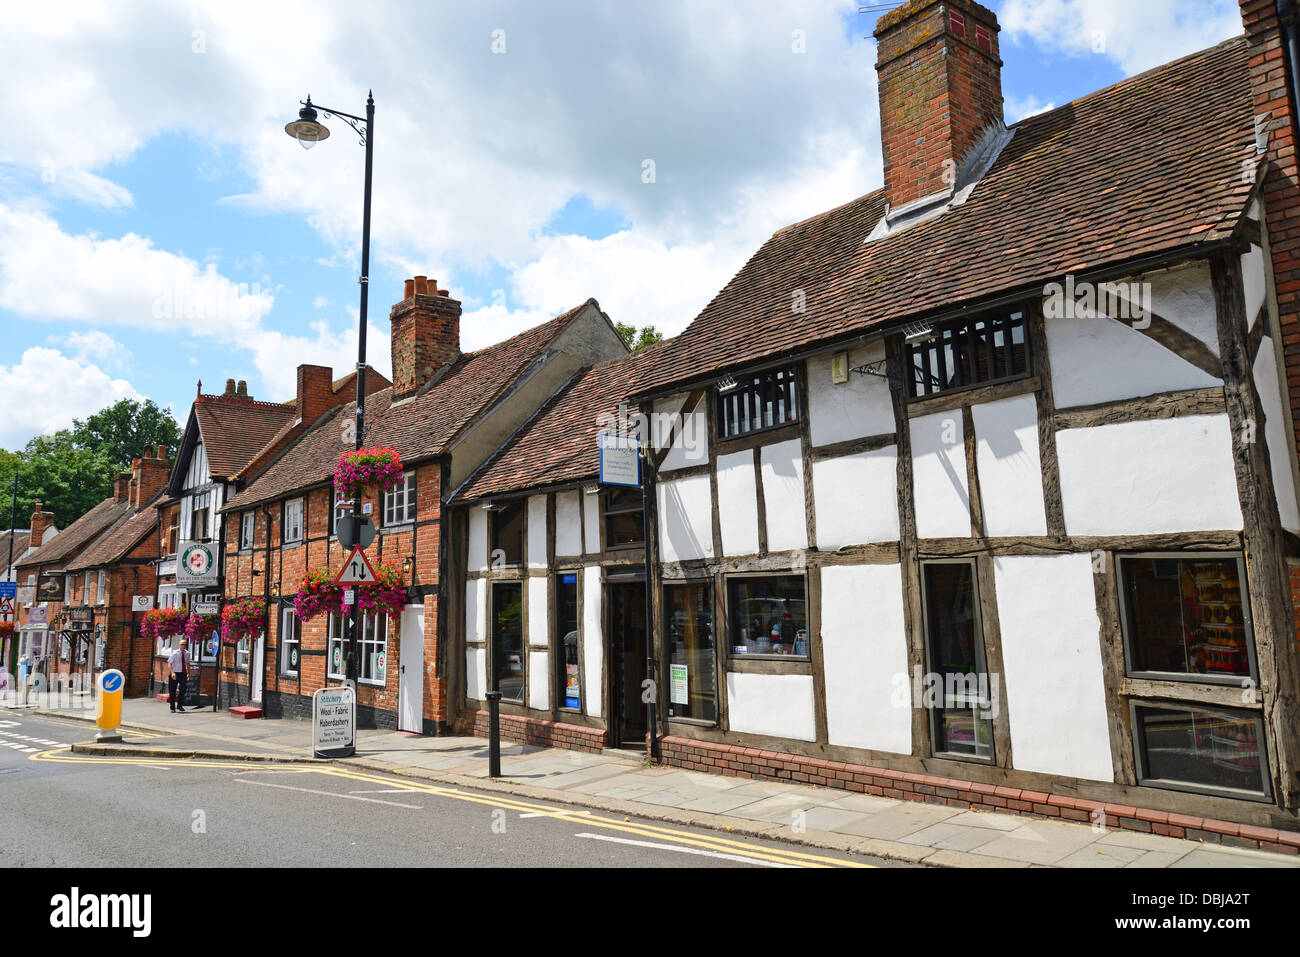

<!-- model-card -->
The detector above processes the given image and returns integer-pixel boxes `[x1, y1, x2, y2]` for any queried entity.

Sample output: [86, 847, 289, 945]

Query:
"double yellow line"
[31, 748, 873, 868]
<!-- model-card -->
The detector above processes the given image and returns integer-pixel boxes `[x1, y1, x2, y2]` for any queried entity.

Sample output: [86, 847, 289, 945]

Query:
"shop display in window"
[556, 574, 580, 709]
[727, 576, 807, 658]
[1120, 556, 1251, 679]
[665, 582, 717, 721]
[1136, 704, 1267, 797]
[922, 561, 994, 760]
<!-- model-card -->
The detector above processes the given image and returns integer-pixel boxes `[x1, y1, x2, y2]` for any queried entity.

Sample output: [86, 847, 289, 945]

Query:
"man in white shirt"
[167, 639, 191, 713]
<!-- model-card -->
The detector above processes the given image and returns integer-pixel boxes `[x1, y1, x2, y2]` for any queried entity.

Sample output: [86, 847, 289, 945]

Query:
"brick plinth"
[458, 710, 606, 753]
[659, 736, 1300, 857]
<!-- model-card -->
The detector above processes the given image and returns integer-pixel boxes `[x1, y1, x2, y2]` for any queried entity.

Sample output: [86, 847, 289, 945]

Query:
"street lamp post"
[285, 92, 374, 688]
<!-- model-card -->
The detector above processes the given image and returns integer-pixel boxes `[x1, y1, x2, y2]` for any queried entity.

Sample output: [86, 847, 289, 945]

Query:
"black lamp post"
[285, 92, 374, 688]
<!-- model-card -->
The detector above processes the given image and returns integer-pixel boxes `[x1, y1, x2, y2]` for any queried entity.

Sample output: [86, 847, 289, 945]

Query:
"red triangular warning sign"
[336, 546, 379, 584]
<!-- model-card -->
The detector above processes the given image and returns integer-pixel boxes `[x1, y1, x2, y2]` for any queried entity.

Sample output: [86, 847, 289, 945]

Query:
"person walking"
[167, 638, 191, 713]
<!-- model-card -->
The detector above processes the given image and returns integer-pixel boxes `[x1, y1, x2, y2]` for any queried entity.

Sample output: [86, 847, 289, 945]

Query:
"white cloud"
[62, 329, 132, 370]
[1005, 94, 1057, 123]
[1000, 0, 1242, 76]
[0, 347, 142, 447]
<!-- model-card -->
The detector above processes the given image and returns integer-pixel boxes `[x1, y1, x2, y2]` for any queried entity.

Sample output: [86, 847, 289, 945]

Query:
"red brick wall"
[457, 709, 607, 753]
[389, 290, 461, 399]
[220, 461, 446, 727]
[1242, 0, 1300, 462]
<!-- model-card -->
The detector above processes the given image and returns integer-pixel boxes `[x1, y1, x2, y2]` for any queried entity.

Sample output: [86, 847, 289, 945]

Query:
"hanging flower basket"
[0, 622, 13, 642]
[184, 612, 220, 643]
[293, 563, 406, 623]
[334, 446, 404, 501]
[293, 568, 343, 623]
[141, 607, 189, 643]
[220, 598, 266, 645]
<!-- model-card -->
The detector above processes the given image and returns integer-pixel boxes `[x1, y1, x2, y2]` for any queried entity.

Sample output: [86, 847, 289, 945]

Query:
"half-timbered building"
[443, 0, 1300, 847]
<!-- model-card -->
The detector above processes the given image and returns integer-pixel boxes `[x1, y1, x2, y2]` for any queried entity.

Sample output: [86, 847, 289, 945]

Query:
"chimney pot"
[224, 378, 236, 396]
[157, 444, 167, 459]
[236, 380, 248, 397]
[404, 278, 415, 299]
[437, 289, 450, 297]
[414, 275, 429, 295]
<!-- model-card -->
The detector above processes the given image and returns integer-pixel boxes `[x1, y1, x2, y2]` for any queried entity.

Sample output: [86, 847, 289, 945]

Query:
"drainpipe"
[1281, 1, 1300, 143]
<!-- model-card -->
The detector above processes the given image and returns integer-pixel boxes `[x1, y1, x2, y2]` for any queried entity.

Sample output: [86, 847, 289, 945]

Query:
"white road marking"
[237, 778, 422, 809]
[573, 832, 795, 867]
[519, 810, 591, 819]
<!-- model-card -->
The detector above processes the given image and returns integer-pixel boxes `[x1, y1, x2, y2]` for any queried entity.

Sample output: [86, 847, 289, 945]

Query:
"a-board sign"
[312, 685, 356, 758]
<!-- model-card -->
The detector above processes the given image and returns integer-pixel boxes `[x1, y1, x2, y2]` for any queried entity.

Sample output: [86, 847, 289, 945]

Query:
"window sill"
[380, 522, 415, 534]
[1135, 776, 1271, 804]
[714, 420, 800, 454]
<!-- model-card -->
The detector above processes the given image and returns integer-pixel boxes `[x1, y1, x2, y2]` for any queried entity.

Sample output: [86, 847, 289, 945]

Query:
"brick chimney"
[295, 364, 336, 423]
[130, 447, 169, 510]
[29, 504, 53, 547]
[389, 276, 461, 400]
[113, 473, 132, 502]
[875, 0, 1004, 211]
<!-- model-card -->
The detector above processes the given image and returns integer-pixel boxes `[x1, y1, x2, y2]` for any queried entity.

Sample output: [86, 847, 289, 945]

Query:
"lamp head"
[285, 100, 330, 150]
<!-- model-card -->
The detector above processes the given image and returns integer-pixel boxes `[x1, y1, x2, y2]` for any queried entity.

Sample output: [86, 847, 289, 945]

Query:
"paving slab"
[972, 821, 1104, 866]
[900, 821, 1004, 853]
[839, 802, 962, 841]
[1056, 843, 1147, 868]
[1170, 847, 1300, 868]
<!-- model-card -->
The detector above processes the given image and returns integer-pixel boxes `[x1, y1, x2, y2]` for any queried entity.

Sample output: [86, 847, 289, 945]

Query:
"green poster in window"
[670, 664, 688, 705]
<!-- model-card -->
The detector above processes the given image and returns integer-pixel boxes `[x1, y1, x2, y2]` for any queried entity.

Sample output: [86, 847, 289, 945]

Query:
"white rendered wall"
[1242, 243, 1267, 330]
[820, 564, 911, 754]
[807, 343, 896, 446]
[1254, 344, 1300, 533]
[555, 491, 582, 556]
[583, 566, 603, 717]
[465, 579, 486, 643]
[811, 447, 900, 548]
[527, 495, 548, 568]
[971, 395, 1048, 537]
[465, 648, 486, 701]
[659, 406, 709, 472]
[657, 474, 714, 562]
[528, 651, 549, 711]
[528, 576, 549, 646]
[1056, 415, 1243, 535]
[725, 673, 816, 741]
[760, 439, 808, 551]
[468, 508, 488, 571]
[1047, 264, 1221, 409]
[583, 488, 601, 553]
[910, 412, 970, 539]
[995, 554, 1114, 782]
[716, 449, 760, 556]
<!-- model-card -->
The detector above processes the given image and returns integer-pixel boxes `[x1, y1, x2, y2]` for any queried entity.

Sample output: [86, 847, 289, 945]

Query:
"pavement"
[10, 694, 1300, 869]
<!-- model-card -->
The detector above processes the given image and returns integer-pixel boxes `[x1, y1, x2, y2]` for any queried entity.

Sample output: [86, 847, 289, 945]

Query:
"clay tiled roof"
[457, 346, 664, 500]
[0, 530, 30, 569]
[632, 37, 1257, 396]
[67, 493, 162, 571]
[222, 302, 595, 511]
[16, 498, 133, 569]
[194, 397, 297, 479]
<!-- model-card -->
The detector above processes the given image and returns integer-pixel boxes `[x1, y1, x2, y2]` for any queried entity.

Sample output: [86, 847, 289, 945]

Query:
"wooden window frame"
[715, 364, 801, 441]
[904, 307, 1031, 401]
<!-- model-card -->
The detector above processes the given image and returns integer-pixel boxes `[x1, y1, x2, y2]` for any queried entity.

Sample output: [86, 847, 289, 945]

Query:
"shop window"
[665, 582, 717, 722]
[921, 561, 994, 761]
[283, 498, 304, 544]
[327, 613, 388, 685]
[1119, 554, 1253, 681]
[1133, 702, 1269, 799]
[383, 471, 417, 527]
[603, 487, 644, 549]
[556, 574, 580, 710]
[281, 608, 301, 676]
[726, 575, 808, 658]
[491, 582, 524, 701]
[490, 503, 524, 567]
[240, 513, 255, 551]
[716, 364, 800, 440]
[906, 309, 1029, 399]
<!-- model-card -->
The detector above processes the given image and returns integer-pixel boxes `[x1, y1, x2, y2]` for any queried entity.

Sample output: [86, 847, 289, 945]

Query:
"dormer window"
[905, 308, 1030, 400]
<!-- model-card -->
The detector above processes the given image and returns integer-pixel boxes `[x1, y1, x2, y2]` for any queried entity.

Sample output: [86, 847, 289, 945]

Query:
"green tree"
[615, 322, 665, 352]
[0, 431, 116, 531]
[71, 398, 182, 470]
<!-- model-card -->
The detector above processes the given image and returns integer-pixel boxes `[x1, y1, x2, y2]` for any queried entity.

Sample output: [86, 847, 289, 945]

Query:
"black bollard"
[486, 691, 502, 778]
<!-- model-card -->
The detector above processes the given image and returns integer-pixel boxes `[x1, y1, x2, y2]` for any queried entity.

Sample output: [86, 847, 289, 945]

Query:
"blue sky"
[0, 0, 1246, 448]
